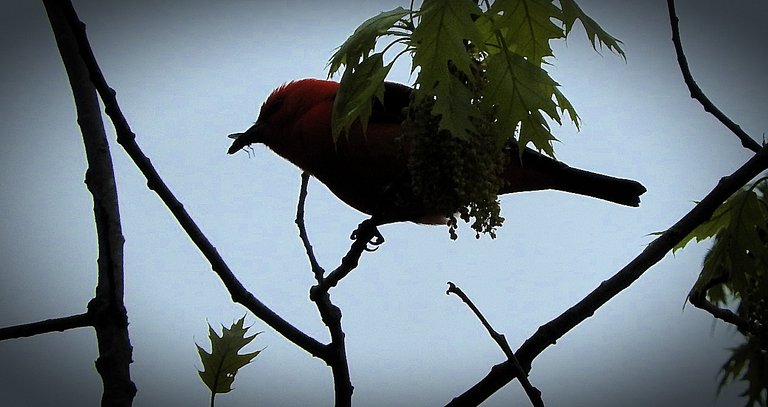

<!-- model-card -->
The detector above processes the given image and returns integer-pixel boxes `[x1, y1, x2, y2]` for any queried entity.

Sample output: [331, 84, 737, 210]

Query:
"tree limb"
[315, 221, 379, 293]
[447, 282, 544, 407]
[688, 287, 757, 337]
[295, 173, 355, 407]
[295, 172, 326, 282]
[44, 1, 137, 404]
[666, 0, 762, 153]
[0, 313, 93, 341]
[54, 0, 326, 360]
[448, 145, 768, 406]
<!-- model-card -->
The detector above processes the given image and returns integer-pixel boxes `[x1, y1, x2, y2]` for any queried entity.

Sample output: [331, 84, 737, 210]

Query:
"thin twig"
[0, 313, 93, 341]
[447, 282, 545, 407]
[295, 172, 326, 281]
[688, 288, 756, 336]
[294, 175, 354, 407]
[316, 221, 378, 292]
[447, 145, 768, 406]
[666, 0, 762, 153]
[55, 0, 326, 360]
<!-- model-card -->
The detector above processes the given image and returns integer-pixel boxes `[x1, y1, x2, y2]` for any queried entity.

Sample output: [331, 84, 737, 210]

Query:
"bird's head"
[227, 79, 339, 155]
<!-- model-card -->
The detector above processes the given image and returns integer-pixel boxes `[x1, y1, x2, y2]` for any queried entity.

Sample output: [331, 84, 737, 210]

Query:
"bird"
[228, 78, 646, 239]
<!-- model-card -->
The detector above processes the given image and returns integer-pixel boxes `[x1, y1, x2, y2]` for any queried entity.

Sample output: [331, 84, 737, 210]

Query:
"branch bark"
[447, 282, 544, 407]
[688, 287, 756, 337]
[44, 1, 136, 405]
[296, 174, 358, 407]
[0, 313, 92, 341]
[448, 145, 768, 406]
[296, 172, 326, 282]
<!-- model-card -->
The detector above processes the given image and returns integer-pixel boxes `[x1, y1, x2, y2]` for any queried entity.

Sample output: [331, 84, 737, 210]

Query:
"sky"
[0, 1, 766, 406]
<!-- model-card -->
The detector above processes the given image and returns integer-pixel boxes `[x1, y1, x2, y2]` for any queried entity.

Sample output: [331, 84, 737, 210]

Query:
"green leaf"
[425, 74, 480, 141]
[487, 0, 564, 63]
[681, 179, 768, 406]
[559, 0, 626, 58]
[718, 338, 768, 407]
[197, 316, 263, 396]
[483, 50, 562, 154]
[411, 0, 484, 139]
[674, 197, 735, 253]
[693, 231, 732, 300]
[327, 7, 409, 77]
[553, 87, 580, 129]
[332, 52, 393, 139]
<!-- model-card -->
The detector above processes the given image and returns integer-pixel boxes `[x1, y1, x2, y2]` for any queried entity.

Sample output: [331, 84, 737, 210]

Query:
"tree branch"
[448, 145, 768, 406]
[295, 174, 354, 407]
[446, 282, 544, 407]
[44, 1, 137, 404]
[315, 221, 378, 292]
[688, 288, 756, 336]
[295, 172, 326, 282]
[54, 0, 326, 360]
[666, 0, 762, 153]
[0, 313, 92, 341]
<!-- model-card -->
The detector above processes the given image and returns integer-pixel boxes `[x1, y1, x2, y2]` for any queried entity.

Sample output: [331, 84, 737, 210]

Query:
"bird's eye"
[264, 97, 284, 117]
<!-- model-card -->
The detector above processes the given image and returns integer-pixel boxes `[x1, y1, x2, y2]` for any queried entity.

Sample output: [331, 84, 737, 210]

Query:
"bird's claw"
[350, 220, 385, 251]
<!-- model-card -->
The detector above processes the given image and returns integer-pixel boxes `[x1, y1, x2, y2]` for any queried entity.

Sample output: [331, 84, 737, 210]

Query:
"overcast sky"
[1, 1, 766, 406]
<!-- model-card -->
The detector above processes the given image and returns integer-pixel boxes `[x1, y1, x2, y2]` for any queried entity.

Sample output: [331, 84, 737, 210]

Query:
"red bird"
[228, 79, 645, 227]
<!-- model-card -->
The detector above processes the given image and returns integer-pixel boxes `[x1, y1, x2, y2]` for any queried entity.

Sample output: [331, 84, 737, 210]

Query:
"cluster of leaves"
[327, 0, 624, 238]
[196, 316, 263, 406]
[676, 178, 768, 407]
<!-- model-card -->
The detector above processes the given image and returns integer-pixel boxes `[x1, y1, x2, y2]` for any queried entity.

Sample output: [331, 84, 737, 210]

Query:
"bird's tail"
[501, 147, 647, 207]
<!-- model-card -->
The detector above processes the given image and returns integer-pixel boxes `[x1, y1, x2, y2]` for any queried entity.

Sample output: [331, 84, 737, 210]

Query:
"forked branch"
[296, 173, 381, 407]
[53, 0, 325, 359]
[447, 282, 544, 407]
[448, 145, 768, 405]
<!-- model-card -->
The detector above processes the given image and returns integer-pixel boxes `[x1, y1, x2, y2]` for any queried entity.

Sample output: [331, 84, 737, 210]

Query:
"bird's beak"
[227, 122, 264, 154]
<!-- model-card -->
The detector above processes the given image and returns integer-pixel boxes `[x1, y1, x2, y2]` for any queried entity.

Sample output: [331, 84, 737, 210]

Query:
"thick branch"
[447, 282, 544, 407]
[55, 0, 326, 359]
[44, 1, 137, 405]
[448, 145, 768, 406]
[0, 313, 92, 341]
[667, 0, 762, 153]
[309, 288, 353, 407]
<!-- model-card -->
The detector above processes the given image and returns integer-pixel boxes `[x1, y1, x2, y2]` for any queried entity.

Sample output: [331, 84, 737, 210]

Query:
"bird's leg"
[350, 218, 385, 251]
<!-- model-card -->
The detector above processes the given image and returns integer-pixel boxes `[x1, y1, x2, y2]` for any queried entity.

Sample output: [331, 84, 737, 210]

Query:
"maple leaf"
[411, 0, 484, 139]
[197, 316, 263, 405]
[483, 50, 561, 155]
[559, 0, 626, 58]
[332, 52, 393, 140]
[327, 7, 409, 77]
[673, 198, 734, 254]
[487, 0, 564, 63]
[718, 338, 768, 407]
[327, 7, 409, 140]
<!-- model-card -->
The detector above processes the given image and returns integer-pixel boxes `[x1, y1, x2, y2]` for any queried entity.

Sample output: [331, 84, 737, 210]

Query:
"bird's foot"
[350, 219, 385, 251]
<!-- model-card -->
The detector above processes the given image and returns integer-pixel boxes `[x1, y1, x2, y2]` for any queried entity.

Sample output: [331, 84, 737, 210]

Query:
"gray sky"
[1, 1, 766, 406]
